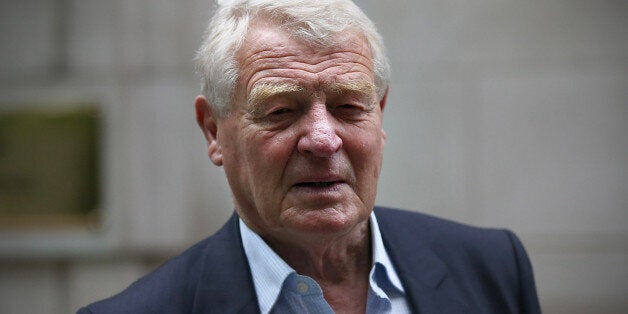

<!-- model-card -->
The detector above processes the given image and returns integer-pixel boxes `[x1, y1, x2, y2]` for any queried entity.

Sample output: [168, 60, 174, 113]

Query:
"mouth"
[290, 179, 346, 200]
[294, 181, 338, 188]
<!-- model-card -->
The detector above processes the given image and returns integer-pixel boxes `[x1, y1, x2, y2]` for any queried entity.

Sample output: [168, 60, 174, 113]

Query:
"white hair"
[194, 0, 391, 116]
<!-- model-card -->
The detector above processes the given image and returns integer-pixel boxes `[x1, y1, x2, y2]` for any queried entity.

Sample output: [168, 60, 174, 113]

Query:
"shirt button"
[296, 282, 309, 294]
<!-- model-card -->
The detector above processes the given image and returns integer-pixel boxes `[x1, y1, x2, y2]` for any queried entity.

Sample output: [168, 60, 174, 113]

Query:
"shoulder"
[374, 206, 525, 273]
[79, 241, 207, 313]
[79, 214, 244, 314]
[374, 206, 540, 313]
[374, 206, 519, 255]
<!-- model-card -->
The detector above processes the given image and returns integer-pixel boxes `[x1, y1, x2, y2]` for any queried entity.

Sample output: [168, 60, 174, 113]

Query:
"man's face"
[197, 21, 387, 243]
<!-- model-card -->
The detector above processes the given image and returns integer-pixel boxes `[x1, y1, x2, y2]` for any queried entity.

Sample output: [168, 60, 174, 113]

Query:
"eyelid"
[269, 107, 293, 115]
[333, 103, 371, 116]
[339, 103, 361, 109]
[330, 92, 375, 110]
[332, 94, 374, 111]
[247, 86, 305, 120]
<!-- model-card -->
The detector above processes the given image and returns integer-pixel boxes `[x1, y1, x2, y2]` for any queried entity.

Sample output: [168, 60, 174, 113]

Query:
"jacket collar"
[374, 207, 470, 313]
[192, 213, 260, 314]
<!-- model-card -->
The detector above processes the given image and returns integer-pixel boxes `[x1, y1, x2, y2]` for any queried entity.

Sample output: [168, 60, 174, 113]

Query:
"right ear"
[194, 95, 223, 166]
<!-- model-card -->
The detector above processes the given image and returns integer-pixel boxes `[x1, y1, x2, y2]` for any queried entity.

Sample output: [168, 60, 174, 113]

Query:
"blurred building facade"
[0, 0, 626, 313]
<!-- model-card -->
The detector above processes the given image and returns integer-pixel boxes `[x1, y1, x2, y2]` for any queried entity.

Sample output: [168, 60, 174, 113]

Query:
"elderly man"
[79, 0, 540, 313]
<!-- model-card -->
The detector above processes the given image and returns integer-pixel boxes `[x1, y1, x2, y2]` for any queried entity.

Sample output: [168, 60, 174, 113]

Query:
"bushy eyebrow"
[330, 80, 376, 98]
[248, 83, 305, 107]
[247, 79, 376, 115]
[329, 80, 376, 108]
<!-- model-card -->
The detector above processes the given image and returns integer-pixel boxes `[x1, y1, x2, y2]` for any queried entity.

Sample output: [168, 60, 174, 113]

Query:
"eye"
[335, 103, 364, 113]
[270, 108, 292, 115]
[332, 102, 371, 121]
[261, 107, 298, 124]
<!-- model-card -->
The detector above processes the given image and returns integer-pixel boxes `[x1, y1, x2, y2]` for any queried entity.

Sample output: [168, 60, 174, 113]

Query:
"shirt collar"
[370, 211, 406, 294]
[240, 211, 405, 314]
[239, 219, 294, 314]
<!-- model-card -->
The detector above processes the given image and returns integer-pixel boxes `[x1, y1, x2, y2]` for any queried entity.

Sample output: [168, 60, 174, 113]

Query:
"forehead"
[235, 20, 375, 97]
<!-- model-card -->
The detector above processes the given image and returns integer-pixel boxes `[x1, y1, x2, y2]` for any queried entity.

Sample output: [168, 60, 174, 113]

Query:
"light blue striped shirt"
[240, 212, 412, 314]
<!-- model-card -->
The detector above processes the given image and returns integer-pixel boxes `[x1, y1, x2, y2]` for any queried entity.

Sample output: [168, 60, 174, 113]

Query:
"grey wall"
[0, 0, 626, 313]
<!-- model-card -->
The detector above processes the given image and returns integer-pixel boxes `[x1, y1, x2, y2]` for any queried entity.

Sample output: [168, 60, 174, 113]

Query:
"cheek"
[241, 131, 297, 186]
[344, 128, 384, 183]
[348, 125, 384, 158]
[250, 131, 296, 161]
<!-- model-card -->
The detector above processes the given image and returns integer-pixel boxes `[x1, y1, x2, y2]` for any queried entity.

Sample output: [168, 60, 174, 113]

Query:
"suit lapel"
[375, 207, 470, 313]
[192, 213, 260, 314]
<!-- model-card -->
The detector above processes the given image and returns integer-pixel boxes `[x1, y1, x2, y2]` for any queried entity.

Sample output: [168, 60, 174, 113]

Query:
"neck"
[263, 220, 372, 313]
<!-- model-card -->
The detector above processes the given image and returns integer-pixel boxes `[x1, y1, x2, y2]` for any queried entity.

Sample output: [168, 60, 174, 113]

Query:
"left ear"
[194, 95, 223, 166]
[379, 87, 388, 143]
[379, 86, 389, 113]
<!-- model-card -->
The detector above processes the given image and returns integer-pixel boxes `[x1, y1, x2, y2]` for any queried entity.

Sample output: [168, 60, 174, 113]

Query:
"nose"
[297, 105, 342, 157]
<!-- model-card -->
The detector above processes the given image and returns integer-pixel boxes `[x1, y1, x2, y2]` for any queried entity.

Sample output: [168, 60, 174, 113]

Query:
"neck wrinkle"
[263, 219, 371, 284]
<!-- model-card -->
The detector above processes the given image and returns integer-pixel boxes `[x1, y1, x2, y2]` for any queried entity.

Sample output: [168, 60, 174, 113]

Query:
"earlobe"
[208, 142, 223, 166]
[379, 87, 388, 147]
[194, 96, 223, 166]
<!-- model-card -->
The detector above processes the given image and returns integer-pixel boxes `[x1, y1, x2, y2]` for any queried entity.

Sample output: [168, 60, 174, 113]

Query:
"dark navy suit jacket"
[78, 207, 541, 313]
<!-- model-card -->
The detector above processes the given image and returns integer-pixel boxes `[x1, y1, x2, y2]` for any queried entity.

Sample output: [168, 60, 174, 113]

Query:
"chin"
[282, 205, 368, 235]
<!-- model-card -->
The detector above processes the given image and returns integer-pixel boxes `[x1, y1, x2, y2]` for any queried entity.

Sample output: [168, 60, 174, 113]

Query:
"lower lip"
[291, 182, 345, 194]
